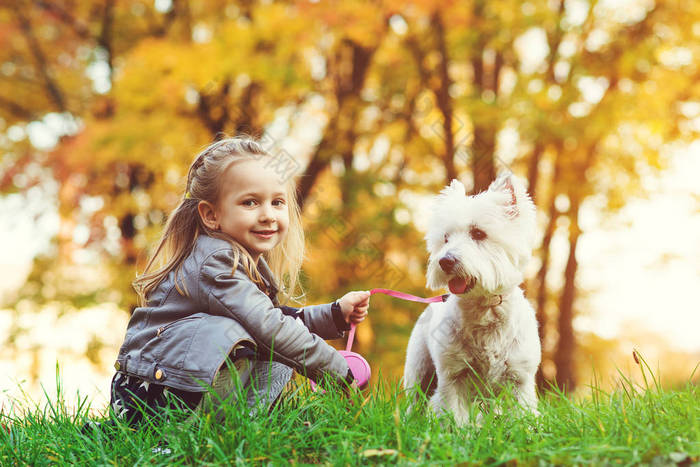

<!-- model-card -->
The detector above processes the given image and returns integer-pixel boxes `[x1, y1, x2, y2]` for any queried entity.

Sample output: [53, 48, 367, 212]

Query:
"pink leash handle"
[346, 323, 356, 351]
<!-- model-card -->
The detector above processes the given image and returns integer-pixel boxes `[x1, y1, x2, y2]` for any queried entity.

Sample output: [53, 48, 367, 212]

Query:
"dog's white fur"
[403, 173, 541, 424]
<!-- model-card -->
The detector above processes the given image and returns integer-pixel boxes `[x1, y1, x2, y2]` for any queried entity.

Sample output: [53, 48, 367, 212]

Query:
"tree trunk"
[534, 201, 558, 390]
[431, 12, 457, 183]
[534, 146, 562, 390]
[526, 143, 544, 203]
[471, 124, 495, 194]
[467, 4, 501, 194]
[469, 49, 496, 194]
[297, 40, 376, 209]
[553, 192, 581, 392]
[553, 144, 597, 392]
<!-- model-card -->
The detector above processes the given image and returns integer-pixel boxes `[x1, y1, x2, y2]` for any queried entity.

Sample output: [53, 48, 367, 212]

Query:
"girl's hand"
[338, 290, 370, 325]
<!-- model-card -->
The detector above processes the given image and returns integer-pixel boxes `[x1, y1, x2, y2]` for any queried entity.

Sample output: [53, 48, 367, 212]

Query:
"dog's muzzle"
[439, 253, 477, 294]
[439, 253, 457, 273]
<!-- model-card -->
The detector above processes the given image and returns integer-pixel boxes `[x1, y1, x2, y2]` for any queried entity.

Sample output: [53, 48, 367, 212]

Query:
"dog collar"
[479, 294, 503, 308]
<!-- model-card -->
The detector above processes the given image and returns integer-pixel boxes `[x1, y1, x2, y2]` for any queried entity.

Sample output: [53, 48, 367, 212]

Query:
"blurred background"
[1, 0, 698, 411]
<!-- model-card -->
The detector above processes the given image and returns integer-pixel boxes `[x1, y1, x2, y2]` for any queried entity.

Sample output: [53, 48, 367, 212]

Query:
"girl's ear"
[197, 201, 219, 230]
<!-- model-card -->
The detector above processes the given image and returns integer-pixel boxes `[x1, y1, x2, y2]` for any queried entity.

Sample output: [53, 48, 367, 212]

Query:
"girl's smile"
[252, 229, 278, 239]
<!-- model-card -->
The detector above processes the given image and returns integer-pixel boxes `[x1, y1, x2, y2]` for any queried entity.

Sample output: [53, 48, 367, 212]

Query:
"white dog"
[403, 173, 541, 424]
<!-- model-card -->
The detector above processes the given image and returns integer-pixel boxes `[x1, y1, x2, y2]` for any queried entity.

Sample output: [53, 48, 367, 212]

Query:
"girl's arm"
[200, 248, 351, 385]
[294, 290, 370, 339]
[278, 305, 349, 337]
[280, 291, 370, 339]
[293, 303, 350, 339]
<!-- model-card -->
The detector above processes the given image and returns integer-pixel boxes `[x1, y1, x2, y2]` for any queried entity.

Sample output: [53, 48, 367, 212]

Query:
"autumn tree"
[1, 0, 698, 388]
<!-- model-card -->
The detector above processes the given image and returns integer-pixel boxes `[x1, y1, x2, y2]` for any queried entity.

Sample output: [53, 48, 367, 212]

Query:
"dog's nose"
[439, 254, 457, 273]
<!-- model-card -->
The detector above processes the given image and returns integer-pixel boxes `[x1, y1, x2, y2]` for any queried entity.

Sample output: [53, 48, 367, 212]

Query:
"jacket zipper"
[156, 315, 201, 337]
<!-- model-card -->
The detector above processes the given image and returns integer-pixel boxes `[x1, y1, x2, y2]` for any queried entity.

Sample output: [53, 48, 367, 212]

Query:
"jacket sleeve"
[300, 303, 350, 339]
[200, 248, 350, 384]
[279, 304, 350, 339]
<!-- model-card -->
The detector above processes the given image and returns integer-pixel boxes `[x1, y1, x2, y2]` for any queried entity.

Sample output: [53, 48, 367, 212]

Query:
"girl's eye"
[444, 233, 449, 243]
[470, 226, 487, 241]
[272, 198, 286, 207]
[242, 199, 257, 207]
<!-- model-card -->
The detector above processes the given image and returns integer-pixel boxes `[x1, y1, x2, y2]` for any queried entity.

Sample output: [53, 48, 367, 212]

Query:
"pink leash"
[344, 288, 448, 350]
[370, 288, 448, 303]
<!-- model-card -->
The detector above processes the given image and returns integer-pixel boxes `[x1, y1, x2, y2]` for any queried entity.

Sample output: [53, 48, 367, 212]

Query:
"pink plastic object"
[339, 324, 371, 389]
[310, 323, 370, 391]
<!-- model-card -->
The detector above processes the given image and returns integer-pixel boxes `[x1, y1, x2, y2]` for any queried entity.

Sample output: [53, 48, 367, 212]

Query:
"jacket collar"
[196, 234, 280, 298]
[256, 256, 280, 298]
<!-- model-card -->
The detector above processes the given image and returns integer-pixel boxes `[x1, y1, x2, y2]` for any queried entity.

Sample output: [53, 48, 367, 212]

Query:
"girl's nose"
[259, 203, 275, 222]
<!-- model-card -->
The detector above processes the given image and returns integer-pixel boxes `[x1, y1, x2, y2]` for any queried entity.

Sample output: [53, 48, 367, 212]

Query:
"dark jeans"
[108, 359, 294, 428]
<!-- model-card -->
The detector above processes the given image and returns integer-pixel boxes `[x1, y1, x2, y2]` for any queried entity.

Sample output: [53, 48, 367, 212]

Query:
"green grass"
[1, 360, 698, 466]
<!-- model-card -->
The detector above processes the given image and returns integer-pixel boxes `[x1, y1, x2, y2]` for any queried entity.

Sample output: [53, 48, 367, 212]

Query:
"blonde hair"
[132, 136, 305, 306]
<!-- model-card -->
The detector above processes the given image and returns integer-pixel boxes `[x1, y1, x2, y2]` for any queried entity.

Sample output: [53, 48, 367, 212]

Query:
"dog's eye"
[444, 233, 449, 243]
[470, 227, 487, 241]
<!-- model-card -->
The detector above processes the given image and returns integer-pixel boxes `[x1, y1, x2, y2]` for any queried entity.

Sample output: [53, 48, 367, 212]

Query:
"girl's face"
[207, 158, 290, 263]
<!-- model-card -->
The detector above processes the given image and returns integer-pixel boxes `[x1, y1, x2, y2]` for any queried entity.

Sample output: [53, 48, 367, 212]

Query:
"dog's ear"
[445, 179, 466, 196]
[489, 173, 518, 218]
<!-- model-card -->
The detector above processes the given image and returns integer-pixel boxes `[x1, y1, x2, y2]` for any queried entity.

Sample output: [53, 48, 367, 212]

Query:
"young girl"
[110, 136, 370, 426]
